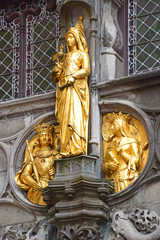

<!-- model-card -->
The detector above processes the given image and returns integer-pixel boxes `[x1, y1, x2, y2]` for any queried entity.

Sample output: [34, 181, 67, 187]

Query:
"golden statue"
[102, 112, 148, 193]
[15, 123, 59, 205]
[51, 16, 90, 157]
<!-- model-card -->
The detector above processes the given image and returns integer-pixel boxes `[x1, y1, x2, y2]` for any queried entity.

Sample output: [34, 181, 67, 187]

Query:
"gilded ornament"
[102, 112, 148, 193]
[15, 123, 59, 205]
[51, 16, 91, 157]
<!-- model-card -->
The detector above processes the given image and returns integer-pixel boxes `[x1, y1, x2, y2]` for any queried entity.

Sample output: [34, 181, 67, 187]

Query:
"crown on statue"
[34, 123, 54, 134]
[113, 112, 131, 120]
[107, 112, 132, 122]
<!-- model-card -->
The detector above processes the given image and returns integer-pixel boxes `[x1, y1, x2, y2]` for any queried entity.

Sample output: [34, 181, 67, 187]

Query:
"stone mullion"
[19, 16, 27, 98]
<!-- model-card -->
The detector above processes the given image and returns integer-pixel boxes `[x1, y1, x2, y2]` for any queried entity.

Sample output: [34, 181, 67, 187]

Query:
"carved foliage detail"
[1, 220, 51, 240]
[129, 208, 159, 234]
[111, 208, 160, 240]
[57, 223, 104, 240]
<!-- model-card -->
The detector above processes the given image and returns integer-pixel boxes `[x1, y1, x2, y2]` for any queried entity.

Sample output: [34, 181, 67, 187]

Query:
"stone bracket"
[42, 155, 113, 240]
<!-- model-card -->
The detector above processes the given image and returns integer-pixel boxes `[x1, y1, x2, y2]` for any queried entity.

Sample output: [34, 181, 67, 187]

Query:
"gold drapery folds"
[102, 112, 148, 193]
[15, 123, 59, 205]
[51, 16, 91, 157]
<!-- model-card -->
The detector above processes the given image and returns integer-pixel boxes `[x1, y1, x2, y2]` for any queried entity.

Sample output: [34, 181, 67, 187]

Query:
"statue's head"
[65, 16, 88, 52]
[34, 123, 54, 146]
[65, 33, 78, 50]
[109, 112, 131, 138]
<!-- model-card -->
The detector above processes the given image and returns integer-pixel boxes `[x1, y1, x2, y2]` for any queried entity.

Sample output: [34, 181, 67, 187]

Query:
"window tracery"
[0, 0, 60, 102]
[128, 0, 160, 75]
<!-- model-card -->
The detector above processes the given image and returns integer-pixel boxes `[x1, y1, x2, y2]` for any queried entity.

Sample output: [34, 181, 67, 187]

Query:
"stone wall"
[0, 92, 57, 239]
[98, 69, 160, 239]
[0, 0, 160, 239]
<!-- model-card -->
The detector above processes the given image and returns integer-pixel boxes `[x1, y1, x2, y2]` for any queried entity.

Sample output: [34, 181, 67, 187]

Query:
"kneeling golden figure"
[15, 123, 59, 205]
[102, 112, 148, 193]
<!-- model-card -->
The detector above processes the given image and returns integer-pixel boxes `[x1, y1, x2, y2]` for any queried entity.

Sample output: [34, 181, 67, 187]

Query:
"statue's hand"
[52, 150, 58, 156]
[67, 76, 75, 84]
[103, 161, 118, 173]
[51, 62, 63, 82]
[33, 182, 41, 191]
[56, 62, 63, 69]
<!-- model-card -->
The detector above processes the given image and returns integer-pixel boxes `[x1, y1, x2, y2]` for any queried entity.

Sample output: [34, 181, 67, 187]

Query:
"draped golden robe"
[55, 50, 90, 156]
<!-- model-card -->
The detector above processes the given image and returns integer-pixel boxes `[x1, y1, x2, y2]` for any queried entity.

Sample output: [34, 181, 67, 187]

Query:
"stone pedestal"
[42, 155, 113, 240]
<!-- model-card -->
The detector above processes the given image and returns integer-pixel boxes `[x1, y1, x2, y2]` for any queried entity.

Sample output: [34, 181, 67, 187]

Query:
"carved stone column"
[100, 0, 123, 81]
[42, 155, 113, 240]
[89, 15, 100, 157]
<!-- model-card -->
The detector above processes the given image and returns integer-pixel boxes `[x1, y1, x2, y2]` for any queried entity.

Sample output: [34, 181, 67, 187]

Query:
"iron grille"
[0, 0, 59, 102]
[128, 0, 160, 75]
[26, 1, 59, 96]
[0, 10, 19, 101]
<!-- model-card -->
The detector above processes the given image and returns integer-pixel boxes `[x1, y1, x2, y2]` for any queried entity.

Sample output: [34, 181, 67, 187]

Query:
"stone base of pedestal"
[42, 155, 113, 240]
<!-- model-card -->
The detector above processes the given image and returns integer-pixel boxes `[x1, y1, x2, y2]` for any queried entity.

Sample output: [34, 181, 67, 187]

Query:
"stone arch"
[0, 143, 9, 197]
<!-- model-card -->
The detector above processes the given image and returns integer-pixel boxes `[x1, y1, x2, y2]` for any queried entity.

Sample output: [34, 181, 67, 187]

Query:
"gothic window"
[0, 0, 59, 102]
[128, 0, 160, 75]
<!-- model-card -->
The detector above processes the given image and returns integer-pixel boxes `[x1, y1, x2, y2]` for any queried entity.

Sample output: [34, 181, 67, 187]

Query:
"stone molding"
[0, 91, 56, 119]
[97, 69, 160, 98]
[0, 143, 9, 197]
[155, 115, 160, 163]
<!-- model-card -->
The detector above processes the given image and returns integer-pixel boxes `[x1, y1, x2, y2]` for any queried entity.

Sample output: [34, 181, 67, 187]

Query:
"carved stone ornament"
[101, 0, 123, 52]
[102, 112, 149, 193]
[0, 219, 52, 240]
[42, 155, 113, 240]
[100, 0, 123, 81]
[57, 222, 104, 240]
[111, 208, 160, 240]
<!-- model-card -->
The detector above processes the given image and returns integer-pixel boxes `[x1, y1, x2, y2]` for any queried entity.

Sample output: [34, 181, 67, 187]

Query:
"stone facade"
[0, 0, 160, 239]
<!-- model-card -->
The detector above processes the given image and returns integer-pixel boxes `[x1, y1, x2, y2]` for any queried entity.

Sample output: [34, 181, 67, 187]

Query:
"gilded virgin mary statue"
[51, 16, 91, 157]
